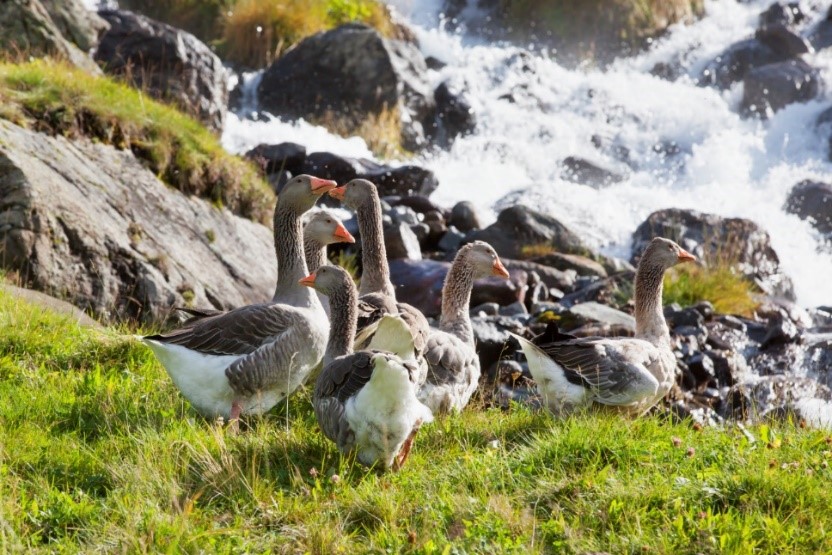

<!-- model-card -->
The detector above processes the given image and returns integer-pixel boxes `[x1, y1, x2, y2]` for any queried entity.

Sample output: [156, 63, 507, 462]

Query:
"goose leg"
[393, 423, 421, 470]
[228, 401, 242, 433]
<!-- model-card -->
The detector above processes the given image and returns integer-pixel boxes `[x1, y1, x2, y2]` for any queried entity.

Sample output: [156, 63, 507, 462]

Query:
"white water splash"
[222, 0, 832, 307]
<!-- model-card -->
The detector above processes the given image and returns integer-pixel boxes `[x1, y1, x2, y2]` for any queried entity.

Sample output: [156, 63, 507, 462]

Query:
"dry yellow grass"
[314, 104, 404, 159]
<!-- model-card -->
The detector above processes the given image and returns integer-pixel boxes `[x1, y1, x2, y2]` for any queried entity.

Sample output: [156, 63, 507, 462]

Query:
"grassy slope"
[0, 60, 273, 224]
[2, 289, 832, 553]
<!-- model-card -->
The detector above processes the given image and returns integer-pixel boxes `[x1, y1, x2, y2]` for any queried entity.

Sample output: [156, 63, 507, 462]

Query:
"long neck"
[634, 261, 670, 347]
[357, 196, 396, 298]
[439, 256, 476, 345]
[324, 283, 358, 364]
[304, 238, 328, 273]
[272, 205, 317, 307]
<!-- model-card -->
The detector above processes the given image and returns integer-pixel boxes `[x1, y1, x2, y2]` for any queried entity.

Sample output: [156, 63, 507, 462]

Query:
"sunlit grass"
[663, 262, 760, 317]
[0, 59, 273, 223]
[3, 289, 831, 552]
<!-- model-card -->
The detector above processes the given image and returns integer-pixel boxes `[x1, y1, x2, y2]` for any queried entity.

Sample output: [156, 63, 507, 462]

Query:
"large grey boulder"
[741, 59, 820, 117]
[40, 0, 108, 52]
[632, 208, 794, 300]
[0, 0, 101, 74]
[258, 23, 434, 150]
[95, 10, 228, 132]
[0, 120, 274, 323]
[784, 180, 832, 235]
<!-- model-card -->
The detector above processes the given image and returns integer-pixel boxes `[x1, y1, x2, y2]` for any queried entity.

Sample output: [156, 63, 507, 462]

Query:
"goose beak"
[333, 223, 355, 243]
[299, 273, 317, 287]
[328, 185, 346, 201]
[492, 258, 511, 279]
[677, 249, 697, 263]
[310, 177, 338, 195]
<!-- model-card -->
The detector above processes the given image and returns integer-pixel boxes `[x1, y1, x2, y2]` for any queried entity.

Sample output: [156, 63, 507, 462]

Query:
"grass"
[663, 262, 760, 317]
[3, 289, 832, 552]
[315, 105, 404, 159]
[220, 0, 396, 69]
[0, 59, 273, 223]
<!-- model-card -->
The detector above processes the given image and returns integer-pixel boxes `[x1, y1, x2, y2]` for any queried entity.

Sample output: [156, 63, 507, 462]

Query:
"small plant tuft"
[663, 262, 759, 317]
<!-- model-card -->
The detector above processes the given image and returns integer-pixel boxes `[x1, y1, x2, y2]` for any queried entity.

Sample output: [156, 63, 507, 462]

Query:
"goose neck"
[324, 284, 358, 365]
[634, 261, 670, 347]
[356, 197, 395, 298]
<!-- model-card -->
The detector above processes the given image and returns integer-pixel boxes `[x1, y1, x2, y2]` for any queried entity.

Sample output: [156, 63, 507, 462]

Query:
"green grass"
[0, 60, 274, 224]
[663, 263, 760, 317]
[3, 290, 831, 553]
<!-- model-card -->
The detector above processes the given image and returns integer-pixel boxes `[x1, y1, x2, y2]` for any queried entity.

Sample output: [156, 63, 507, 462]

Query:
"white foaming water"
[222, 0, 832, 307]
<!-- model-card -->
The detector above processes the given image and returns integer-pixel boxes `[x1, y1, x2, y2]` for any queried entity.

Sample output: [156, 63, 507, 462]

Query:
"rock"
[0, 120, 274, 323]
[499, 301, 528, 317]
[429, 78, 477, 146]
[388, 258, 526, 317]
[755, 24, 812, 57]
[258, 23, 434, 149]
[470, 302, 499, 317]
[759, 2, 804, 28]
[384, 222, 422, 260]
[561, 156, 626, 188]
[388, 205, 420, 226]
[450, 201, 481, 232]
[761, 313, 801, 348]
[386, 195, 444, 216]
[300, 152, 359, 184]
[558, 271, 634, 309]
[0, 0, 101, 74]
[244, 142, 306, 176]
[1, 283, 100, 328]
[699, 39, 787, 89]
[40, 0, 108, 52]
[665, 305, 705, 329]
[438, 228, 465, 253]
[807, 16, 832, 51]
[95, 10, 228, 132]
[741, 59, 820, 118]
[471, 315, 526, 373]
[530, 252, 608, 278]
[784, 180, 832, 234]
[727, 375, 832, 424]
[687, 352, 717, 391]
[504, 259, 577, 293]
[632, 208, 795, 300]
[466, 205, 586, 259]
[559, 301, 636, 334]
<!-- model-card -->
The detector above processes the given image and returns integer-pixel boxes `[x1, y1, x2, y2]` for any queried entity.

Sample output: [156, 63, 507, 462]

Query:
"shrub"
[0, 60, 273, 223]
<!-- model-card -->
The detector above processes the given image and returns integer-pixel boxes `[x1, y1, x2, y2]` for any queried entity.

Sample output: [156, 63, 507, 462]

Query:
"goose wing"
[145, 303, 302, 357]
[313, 352, 376, 448]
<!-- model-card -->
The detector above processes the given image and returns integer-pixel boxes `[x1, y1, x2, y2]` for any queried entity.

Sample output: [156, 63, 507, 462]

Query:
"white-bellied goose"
[419, 241, 510, 414]
[511, 237, 696, 416]
[142, 175, 337, 420]
[303, 210, 355, 316]
[329, 179, 430, 381]
[302, 265, 433, 470]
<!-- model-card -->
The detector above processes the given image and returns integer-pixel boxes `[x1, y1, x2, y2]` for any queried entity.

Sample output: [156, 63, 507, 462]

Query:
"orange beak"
[310, 177, 338, 195]
[492, 258, 510, 279]
[328, 186, 346, 201]
[333, 223, 355, 243]
[298, 273, 317, 287]
[677, 249, 697, 263]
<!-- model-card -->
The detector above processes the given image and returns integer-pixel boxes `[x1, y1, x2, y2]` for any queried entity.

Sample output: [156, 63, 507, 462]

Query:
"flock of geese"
[141, 175, 697, 470]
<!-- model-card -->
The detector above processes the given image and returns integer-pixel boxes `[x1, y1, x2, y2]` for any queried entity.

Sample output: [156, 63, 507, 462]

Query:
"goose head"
[304, 211, 356, 245]
[298, 265, 354, 296]
[328, 178, 377, 210]
[278, 174, 338, 214]
[461, 240, 511, 279]
[641, 237, 697, 270]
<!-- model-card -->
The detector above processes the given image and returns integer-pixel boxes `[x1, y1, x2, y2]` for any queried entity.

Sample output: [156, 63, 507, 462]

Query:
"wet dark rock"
[388, 205, 420, 226]
[807, 14, 832, 51]
[530, 252, 607, 278]
[665, 305, 705, 329]
[632, 208, 795, 300]
[410, 223, 430, 244]
[784, 179, 832, 234]
[384, 222, 422, 260]
[450, 201, 481, 233]
[499, 301, 528, 317]
[470, 302, 500, 317]
[759, 2, 804, 28]
[389, 259, 524, 317]
[650, 61, 681, 81]
[755, 24, 812, 57]
[726, 376, 832, 425]
[504, 259, 577, 293]
[699, 38, 787, 89]
[561, 156, 626, 188]
[558, 301, 636, 333]
[301, 152, 358, 183]
[245, 142, 306, 175]
[466, 205, 586, 258]
[687, 353, 717, 391]
[438, 228, 465, 252]
[741, 59, 820, 118]
[761, 313, 802, 348]
[429, 78, 477, 146]
[558, 271, 633, 309]
[471, 315, 526, 373]
[96, 10, 228, 132]
[258, 23, 434, 149]
[386, 195, 444, 216]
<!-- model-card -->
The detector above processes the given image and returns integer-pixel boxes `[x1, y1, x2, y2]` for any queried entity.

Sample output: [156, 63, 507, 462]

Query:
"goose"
[303, 210, 355, 316]
[142, 174, 337, 420]
[301, 265, 433, 469]
[419, 241, 511, 414]
[511, 237, 696, 416]
[328, 179, 430, 382]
